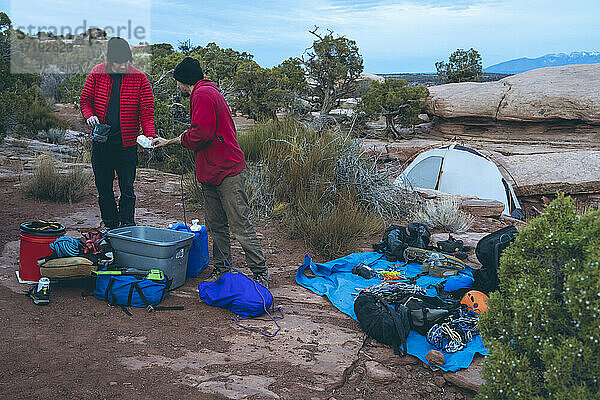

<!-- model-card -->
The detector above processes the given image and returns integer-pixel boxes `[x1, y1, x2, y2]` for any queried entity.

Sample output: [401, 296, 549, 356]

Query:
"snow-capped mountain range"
[485, 51, 600, 74]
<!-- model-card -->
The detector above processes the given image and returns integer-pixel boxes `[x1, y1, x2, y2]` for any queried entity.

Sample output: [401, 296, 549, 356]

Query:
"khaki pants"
[201, 169, 267, 275]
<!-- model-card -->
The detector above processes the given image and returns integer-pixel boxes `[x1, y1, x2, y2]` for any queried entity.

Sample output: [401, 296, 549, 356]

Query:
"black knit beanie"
[173, 57, 204, 85]
[107, 37, 133, 63]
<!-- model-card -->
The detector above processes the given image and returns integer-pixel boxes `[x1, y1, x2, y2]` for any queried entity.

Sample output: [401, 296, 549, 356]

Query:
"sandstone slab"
[426, 64, 600, 124]
[443, 356, 485, 393]
[460, 199, 505, 218]
[500, 150, 600, 196]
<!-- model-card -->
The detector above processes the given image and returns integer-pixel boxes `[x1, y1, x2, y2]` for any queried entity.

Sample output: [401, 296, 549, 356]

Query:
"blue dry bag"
[168, 222, 210, 277]
[198, 272, 273, 318]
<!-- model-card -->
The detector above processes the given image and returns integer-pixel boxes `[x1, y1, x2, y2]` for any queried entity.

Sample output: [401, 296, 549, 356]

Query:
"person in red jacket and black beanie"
[80, 37, 155, 230]
[152, 57, 270, 288]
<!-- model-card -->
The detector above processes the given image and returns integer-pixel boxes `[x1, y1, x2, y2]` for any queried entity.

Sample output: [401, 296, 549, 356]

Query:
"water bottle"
[190, 219, 201, 232]
[168, 221, 209, 277]
[37, 277, 50, 293]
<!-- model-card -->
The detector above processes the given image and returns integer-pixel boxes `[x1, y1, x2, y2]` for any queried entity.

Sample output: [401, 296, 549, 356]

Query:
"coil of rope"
[50, 236, 81, 257]
[426, 307, 480, 353]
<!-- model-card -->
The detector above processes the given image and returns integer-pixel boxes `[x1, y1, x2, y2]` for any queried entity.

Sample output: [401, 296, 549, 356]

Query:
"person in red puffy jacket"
[80, 37, 155, 230]
[152, 57, 270, 288]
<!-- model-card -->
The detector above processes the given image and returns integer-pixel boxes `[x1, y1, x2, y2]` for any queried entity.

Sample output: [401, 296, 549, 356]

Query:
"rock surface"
[497, 150, 600, 196]
[426, 64, 600, 123]
[413, 188, 507, 218]
[460, 199, 505, 218]
[444, 357, 485, 393]
[426, 350, 445, 367]
[364, 361, 397, 384]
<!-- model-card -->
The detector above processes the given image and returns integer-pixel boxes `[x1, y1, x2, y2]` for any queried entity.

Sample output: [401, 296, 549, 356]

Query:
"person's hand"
[86, 116, 99, 127]
[151, 137, 168, 148]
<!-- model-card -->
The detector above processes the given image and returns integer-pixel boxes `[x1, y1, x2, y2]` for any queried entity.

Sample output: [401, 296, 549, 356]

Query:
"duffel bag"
[94, 270, 169, 309]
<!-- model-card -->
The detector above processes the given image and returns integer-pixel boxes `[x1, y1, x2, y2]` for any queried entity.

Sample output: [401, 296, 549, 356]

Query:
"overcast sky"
[3, 0, 599, 72]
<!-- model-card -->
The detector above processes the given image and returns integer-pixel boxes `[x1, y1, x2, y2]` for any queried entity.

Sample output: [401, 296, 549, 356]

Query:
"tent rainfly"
[395, 143, 524, 219]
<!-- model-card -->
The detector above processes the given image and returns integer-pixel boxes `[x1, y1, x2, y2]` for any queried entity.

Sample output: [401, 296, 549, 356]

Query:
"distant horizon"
[2, 0, 599, 73]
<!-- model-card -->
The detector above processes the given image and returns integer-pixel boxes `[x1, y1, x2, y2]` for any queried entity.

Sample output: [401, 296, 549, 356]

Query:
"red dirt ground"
[0, 105, 491, 399]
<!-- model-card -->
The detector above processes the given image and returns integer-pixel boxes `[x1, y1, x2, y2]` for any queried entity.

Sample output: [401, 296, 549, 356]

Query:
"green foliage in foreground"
[477, 194, 600, 400]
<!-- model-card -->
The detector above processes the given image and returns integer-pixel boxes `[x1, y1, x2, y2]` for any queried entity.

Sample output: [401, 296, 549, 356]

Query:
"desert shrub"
[237, 119, 287, 162]
[238, 118, 414, 258]
[244, 163, 275, 220]
[19, 95, 67, 136]
[287, 188, 383, 259]
[477, 194, 600, 399]
[188, 117, 412, 258]
[40, 66, 69, 100]
[412, 197, 474, 233]
[56, 73, 86, 105]
[21, 154, 92, 203]
[37, 128, 66, 144]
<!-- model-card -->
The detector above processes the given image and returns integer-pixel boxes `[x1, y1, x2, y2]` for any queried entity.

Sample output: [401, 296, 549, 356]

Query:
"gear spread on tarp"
[296, 252, 487, 371]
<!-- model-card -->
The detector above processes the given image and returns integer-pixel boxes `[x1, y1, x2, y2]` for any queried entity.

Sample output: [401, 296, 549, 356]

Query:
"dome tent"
[395, 143, 523, 218]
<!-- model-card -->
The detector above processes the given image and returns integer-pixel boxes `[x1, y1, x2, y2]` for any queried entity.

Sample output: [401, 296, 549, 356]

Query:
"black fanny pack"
[92, 123, 111, 143]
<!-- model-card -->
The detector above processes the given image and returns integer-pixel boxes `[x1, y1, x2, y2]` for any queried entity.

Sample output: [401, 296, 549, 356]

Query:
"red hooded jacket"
[181, 80, 246, 185]
[80, 63, 155, 146]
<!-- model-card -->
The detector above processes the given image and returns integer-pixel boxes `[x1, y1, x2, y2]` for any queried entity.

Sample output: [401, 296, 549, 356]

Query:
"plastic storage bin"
[168, 222, 210, 277]
[107, 226, 195, 290]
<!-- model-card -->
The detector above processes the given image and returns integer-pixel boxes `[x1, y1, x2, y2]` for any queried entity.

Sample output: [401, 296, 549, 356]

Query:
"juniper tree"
[478, 194, 600, 400]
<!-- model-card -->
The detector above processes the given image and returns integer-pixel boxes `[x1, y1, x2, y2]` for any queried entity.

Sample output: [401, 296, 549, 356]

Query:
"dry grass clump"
[412, 197, 474, 233]
[21, 154, 91, 203]
[183, 118, 417, 258]
[288, 189, 383, 260]
[239, 118, 415, 259]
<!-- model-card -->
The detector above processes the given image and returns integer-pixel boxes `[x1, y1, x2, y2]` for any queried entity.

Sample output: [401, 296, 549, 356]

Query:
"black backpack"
[354, 292, 411, 356]
[473, 225, 518, 294]
[396, 293, 461, 335]
[373, 223, 431, 262]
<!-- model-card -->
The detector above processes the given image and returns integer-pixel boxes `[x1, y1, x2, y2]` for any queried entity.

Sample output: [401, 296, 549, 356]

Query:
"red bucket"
[19, 221, 66, 282]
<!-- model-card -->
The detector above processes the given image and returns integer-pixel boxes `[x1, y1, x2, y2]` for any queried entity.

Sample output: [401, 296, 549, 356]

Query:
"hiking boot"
[204, 268, 229, 283]
[253, 270, 270, 289]
[27, 284, 50, 306]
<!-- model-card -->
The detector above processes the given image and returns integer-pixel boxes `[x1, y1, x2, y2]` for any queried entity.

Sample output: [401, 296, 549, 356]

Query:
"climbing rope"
[362, 281, 427, 302]
[50, 236, 80, 257]
[426, 307, 480, 353]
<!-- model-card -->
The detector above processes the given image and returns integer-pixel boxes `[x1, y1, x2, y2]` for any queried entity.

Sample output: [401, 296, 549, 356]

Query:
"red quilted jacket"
[181, 80, 246, 185]
[80, 63, 155, 146]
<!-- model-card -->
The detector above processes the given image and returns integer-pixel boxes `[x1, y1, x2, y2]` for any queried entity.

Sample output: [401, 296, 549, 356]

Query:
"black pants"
[91, 142, 138, 229]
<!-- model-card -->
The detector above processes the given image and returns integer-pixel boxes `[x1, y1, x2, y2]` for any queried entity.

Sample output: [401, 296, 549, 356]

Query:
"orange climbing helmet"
[460, 290, 489, 314]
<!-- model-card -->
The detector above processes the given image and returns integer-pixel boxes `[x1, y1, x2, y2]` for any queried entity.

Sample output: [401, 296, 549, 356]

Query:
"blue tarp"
[295, 252, 488, 371]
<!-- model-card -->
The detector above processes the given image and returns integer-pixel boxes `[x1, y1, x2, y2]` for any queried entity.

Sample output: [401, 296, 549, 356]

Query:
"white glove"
[86, 116, 99, 126]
